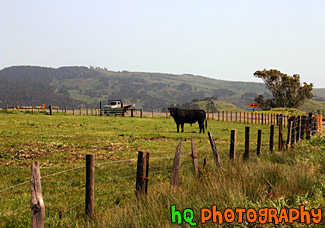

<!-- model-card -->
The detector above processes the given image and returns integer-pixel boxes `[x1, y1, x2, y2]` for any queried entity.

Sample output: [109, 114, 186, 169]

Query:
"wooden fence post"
[296, 116, 301, 142]
[278, 115, 284, 151]
[152, 109, 154, 118]
[65, 106, 67, 113]
[136, 150, 150, 194]
[73, 107, 75, 115]
[49, 105, 53, 116]
[79, 107, 81, 115]
[191, 138, 199, 179]
[240, 112, 242, 123]
[166, 109, 168, 119]
[222, 111, 224, 122]
[226, 111, 228, 122]
[229, 130, 236, 160]
[208, 132, 221, 167]
[243, 127, 250, 160]
[257, 129, 262, 156]
[235, 112, 238, 122]
[171, 142, 182, 189]
[6, 104, 8, 112]
[306, 114, 311, 139]
[300, 116, 305, 140]
[86, 154, 95, 218]
[86, 108, 88, 116]
[100, 101, 103, 116]
[244, 112, 246, 124]
[140, 109, 143, 118]
[270, 125, 274, 153]
[31, 161, 45, 228]
[286, 120, 292, 149]
[291, 116, 296, 145]
[91, 109, 93, 116]
[218, 111, 220, 121]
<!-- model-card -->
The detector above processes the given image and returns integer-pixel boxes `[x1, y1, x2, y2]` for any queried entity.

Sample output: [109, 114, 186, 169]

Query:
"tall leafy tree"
[254, 69, 313, 109]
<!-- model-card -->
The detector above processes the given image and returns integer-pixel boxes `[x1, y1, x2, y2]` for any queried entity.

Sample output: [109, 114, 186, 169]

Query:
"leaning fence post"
[243, 127, 250, 160]
[171, 142, 182, 189]
[270, 125, 274, 153]
[136, 150, 149, 194]
[208, 132, 221, 167]
[86, 154, 95, 218]
[191, 138, 199, 179]
[31, 161, 45, 228]
[257, 129, 262, 156]
[229, 129, 236, 160]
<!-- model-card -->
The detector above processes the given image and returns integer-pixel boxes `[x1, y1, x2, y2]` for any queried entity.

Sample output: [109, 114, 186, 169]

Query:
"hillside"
[0, 66, 323, 112]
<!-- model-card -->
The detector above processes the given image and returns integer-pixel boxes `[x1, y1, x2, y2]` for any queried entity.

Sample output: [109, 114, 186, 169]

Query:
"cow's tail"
[205, 117, 208, 130]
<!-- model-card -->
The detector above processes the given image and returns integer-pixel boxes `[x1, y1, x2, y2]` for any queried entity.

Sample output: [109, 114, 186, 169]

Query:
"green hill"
[0, 66, 323, 112]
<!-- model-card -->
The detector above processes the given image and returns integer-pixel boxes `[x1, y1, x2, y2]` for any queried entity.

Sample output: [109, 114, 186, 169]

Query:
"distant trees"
[254, 69, 313, 110]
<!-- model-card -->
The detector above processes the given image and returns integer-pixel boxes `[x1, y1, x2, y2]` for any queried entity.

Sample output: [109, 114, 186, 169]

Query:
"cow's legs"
[177, 123, 180, 132]
[199, 122, 204, 133]
[181, 123, 184, 132]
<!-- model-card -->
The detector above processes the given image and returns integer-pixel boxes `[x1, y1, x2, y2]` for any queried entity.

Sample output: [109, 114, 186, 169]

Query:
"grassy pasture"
[0, 112, 324, 227]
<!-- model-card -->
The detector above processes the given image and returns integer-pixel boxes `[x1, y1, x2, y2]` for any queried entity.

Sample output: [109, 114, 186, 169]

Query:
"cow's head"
[168, 107, 176, 117]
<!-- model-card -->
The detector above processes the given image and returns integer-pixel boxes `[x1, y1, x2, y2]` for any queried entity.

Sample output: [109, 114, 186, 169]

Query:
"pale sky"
[1, 0, 324, 87]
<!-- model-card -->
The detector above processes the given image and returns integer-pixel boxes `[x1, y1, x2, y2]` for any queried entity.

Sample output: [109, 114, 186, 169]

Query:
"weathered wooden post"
[152, 109, 154, 118]
[100, 101, 103, 116]
[56, 107, 59, 113]
[226, 111, 228, 122]
[261, 113, 264, 125]
[255, 113, 257, 124]
[31, 161, 45, 228]
[65, 106, 67, 113]
[278, 115, 284, 151]
[6, 104, 8, 112]
[166, 109, 168, 119]
[218, 111, 220, 121]
[73, 106, 75, 115]
[140, 109, 143, 118]
[291, 116, 296, 145]
[91, 109, 93, 116]
[222, 111, 224, 122]
[208, 132, 221, 167]
[268, 114, 270, 125]
[297, 116, 302, 141]
[235, 112, 238, 122]
[257, 129, 262, 156]
[243, 127, 250, 160]
[171, 143, 182, 189]
[86, 154, 95, 218]
[86, 108, 88, 116]
[270, 125, 274, 153]
[286, 120, 292, 149]
[244, 112, 246, 124]
[229, 129, 236, 160]
[191, 138, 199, 179]
[306, 114, 311, 139]
[136, 150, 149, 194]
[49, 105, 53, 116]
[240, 112, 242, 123]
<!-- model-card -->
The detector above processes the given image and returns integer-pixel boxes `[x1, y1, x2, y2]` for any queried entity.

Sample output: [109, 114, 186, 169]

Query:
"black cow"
[168, 107, 207, 133]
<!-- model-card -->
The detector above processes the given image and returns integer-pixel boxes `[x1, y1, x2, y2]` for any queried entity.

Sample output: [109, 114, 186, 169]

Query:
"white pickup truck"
[102, 100, 132, 116]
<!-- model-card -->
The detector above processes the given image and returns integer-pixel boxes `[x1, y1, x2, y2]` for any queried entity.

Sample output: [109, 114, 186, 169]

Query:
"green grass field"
[0, 112, 324, 227]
